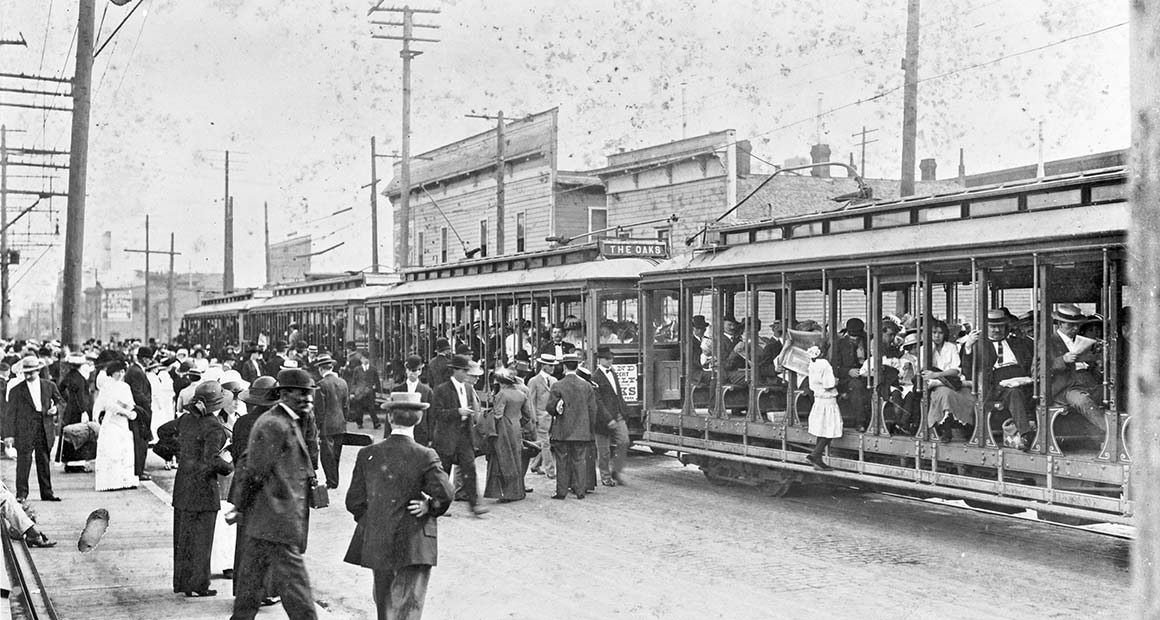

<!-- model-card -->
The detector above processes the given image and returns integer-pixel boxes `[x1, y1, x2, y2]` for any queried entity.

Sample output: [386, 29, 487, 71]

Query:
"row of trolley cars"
[184, 166, 1135, 526]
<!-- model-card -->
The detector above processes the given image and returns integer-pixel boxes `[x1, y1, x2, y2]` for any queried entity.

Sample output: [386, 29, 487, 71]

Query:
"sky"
[0, 0, 1130, 322]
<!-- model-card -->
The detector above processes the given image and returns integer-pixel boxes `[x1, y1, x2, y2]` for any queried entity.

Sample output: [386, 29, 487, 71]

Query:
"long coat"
[235, 404, 315, 551]
[547, 374, 596, 442]
[2, 378, 63, 451]
[316, 372, 350, 436]
[390, 381, 434, 446]
[124, 363, 154, 442]
[430, 379, 479, 457]
[343, 434, 453, 572]
[484, 385, 534, 500]
[58, 367, 92, 427]
[172, 411, 233, 512]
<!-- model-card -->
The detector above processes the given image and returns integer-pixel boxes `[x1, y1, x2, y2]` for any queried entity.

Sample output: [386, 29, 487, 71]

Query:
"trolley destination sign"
[598, 239, 669, 259]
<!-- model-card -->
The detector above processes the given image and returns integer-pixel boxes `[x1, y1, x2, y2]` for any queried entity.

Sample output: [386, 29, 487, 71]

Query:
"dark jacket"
[591, 365, 626, 434]
[962, 336, 1035, 398]
[2, 378, 63, 451]
[1045, 331, 1100, 402]
[343, 434, 453, 572]
[262, 354, 287, 378]
[58, 367, 92, 426]
[239, 359, 264, 384]
[172, 410, 233, 512]
[547, 373, 596, 442]
[430, 379, 479, 457]
[227, 404, 274, 504]
[832, 335, 867, 382]
[423, 354, 452, 389]
[236, 404, 315, 550]
[390, 380, 434, 446]
[349, 364, 382, 408]
[124, 362, 154, 441]
[316, 372, 350, 436]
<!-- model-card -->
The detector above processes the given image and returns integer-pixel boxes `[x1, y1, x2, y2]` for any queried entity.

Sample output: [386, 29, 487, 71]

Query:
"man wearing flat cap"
[231, 368, 321, 620]
[963, 309, 1036, 450]
[345, 392, 453, 620]
[1045, 303, 1107, 434]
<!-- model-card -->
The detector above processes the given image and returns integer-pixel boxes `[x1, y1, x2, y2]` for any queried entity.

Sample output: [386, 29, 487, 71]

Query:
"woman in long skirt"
[806, 345, 843, 471]
[484, 369, 531, 502]
[93, 361, 139, 491]
[172, 381, 233, 597]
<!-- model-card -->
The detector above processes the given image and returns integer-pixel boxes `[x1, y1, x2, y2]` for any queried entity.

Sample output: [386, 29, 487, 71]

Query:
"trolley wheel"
[761, 480, 793, 498]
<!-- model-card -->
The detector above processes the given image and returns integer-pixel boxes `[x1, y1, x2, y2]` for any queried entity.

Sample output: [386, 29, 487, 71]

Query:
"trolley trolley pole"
[1130, 4, 1160, 616]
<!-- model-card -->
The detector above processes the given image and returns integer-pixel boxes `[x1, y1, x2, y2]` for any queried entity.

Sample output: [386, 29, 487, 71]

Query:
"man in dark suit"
[422, 338, 453, 389]
[263, 341, 289, 377]
[313, 355, 350, 489]
[1045, 303, 1106, 433]
[429, 355, 486, 517]
[344, 392, 453, 620]
[546, 353, 597, 500]
[349, 353, 384, 430]
[125, 346, 155, 481]
[538, 326, 577, 379]
[1, 356, 64, 501]
[239, 346, 265, 384]
[392, 355, 433, 447]
[963, 309, 1036, 450]
[832, 318, 871, 431]
[592, 347, 629, 486]
[231, 368, 320, 620]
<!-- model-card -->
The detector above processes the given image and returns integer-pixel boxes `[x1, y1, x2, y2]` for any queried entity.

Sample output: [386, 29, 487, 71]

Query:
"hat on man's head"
[435, 338, 452, 352]
[311, 354, 336, 368]
[1051, 303, 1091, 324]
[307, 344, 319, 353]
[466, 361, 484, 377]
[240, 376, 279, 407]
[136, 346, 154, 359]
[692, 315, 709, 330]
[404, 354, 424, 371]
[455, 343, 472, 356]
[280, 359, 301, 371]
[902, 332, 920, 349]
[986, 309, 1011, 324]
[274, 368, 318, 391]
[448, 355, 472, 370]
[379, 391, 429, 411]
[537, 353, 558, 366]
[844, 318, 865, 336]
[192, 381, 226, 410]
[64, 354, 86, 366]
[596, 346, 614, 360]
[559, 352, 582, 364]
[722, 314, 739, 325]
[17, 356, 44, 373]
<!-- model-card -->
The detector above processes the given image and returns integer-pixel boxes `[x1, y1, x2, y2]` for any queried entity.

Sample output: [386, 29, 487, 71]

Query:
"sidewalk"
[1, 456, 337, 619]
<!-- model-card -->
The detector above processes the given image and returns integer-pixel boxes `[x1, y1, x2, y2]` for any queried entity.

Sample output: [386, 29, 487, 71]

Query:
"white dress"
[93, 380, 139, 491]
[149, 371, 175, 437]
[807, 358, 844, 439]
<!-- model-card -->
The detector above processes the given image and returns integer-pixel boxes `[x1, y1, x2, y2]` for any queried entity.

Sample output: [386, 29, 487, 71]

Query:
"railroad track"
[2, 533, 58, 620]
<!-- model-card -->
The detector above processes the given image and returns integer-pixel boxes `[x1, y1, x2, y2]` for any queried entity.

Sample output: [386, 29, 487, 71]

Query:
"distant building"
[82, 271, 222, 343]
[268, 236, 312, 284]
[385, 107, 602, 267]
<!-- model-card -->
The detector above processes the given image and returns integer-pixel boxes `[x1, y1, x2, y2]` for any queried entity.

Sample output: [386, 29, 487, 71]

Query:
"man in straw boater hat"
[231, 368, 322, 620]
[526, 352, 558, 478]
[545, 352, 598, 500]
[344, 392, 453, 620]
[1045, 303, 1108, 435]
[2, 355, 64, 501]
[430, 354, 488, 517]
[962, 308, 1036, 451]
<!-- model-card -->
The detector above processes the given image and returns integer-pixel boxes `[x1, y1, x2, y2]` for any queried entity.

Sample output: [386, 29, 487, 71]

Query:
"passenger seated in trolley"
[962, 309, 1036, 451]
[833, 318, 871, 432]
[1046, 303, 1107, 434]
[562, 315, 586, 350]
[599, 319, 622, 344]
[688, 315, 712, 387]
[920, 319, 976, 441]
[862, 331, 920, 434]
[723, 318, 769, 386]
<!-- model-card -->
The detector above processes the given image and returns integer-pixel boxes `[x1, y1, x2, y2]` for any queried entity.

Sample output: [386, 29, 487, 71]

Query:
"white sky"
[0, 0, 1129, 321]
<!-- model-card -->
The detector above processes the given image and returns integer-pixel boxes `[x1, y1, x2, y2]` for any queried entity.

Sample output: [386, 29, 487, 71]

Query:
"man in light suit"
[313, 355, 350, 489]
[546, 353, 597, 500]
[429, 355, 486, 516]
[2, 356, 63, 501]
[345, 392, 453, 620]
[526, 354, 557, 478]
[592, 347, 629, 486]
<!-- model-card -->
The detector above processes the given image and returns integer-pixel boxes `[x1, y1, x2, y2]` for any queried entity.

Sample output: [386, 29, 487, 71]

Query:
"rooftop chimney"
[810, 143, 831, 178]
[848, 153, 856, 177]
[958, 148, 966, 184]
[919, 158, 937, 181]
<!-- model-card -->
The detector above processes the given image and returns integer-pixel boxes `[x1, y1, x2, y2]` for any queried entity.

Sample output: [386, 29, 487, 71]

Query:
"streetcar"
[637, 166, 1132, 524]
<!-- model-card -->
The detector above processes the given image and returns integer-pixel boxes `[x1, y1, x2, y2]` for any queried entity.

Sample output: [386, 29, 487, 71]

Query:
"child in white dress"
[806, 345, 843, 471]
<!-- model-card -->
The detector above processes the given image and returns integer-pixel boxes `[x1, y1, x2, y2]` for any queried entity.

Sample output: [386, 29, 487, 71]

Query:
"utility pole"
[223, 150, 233, 292]
[1131, 3, 1160, 614]
[466, 111, 514, 256]
[263, 201, 270, 285]
[1, 125, 8, 339]
[899, 0, 920, 197]
[167, 233, 175, 340]
[369, 137, 379, 272]
[851, 126, 879, 175]
[124, 217, 181, 343]
[61, 0, 95, 348]
[371, 4, 440, 270]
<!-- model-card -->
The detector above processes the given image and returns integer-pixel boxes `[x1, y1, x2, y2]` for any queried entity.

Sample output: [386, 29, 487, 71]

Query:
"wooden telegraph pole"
[61, 0, 95, 347]
[1130, 4, 1160, 617]
[223, 151, 234, 293]
[124, 216, 181, 343]
[370, 137, 380, 272]
[899, 0, 920, 197]
[465, 111, 509, 256]
[371, 4, 440, 270]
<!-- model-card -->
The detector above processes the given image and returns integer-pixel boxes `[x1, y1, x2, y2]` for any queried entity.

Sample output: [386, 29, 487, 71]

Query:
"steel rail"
[2, 531, 59, 619]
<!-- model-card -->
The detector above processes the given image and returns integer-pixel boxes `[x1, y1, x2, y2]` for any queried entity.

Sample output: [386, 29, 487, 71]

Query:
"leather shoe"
[137, 474, 152, 481]
[524, 487, 533, 493]
[260, 596, 280, 607]
[40, 495, 62, 502]
[25, 532, 56, 548]
[470, 505, 489, 517]
[575, 494, 585, 500]
[183, 589, 217, 597]
[550, 494, 566, 500]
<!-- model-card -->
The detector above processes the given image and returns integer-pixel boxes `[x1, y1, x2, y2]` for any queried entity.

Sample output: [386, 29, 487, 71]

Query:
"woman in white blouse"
[923, 320, 976, 438]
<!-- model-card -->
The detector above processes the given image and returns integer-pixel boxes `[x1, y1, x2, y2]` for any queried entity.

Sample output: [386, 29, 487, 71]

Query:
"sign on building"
[598, 239, 669, 259]
[103, 289, 133, 321]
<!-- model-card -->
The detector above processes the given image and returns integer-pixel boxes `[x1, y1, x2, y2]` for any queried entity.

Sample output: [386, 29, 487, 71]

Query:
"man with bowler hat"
[349, 353, 383, 430]
[231, 368, 320, 620]
[2, 356, 63, 501]
[833, 318, 871, 431]
[423, 338, 453, 388]
[313, 354, 349, 489]
[430, 355, 487, 516]
[392, 355, 433, 446]
[345, 392, 453, 620]
[963, 309, 1036, 450]
[125, 346, 155, 480]
[227, 376, 280, 606]
[592, 347, 629, 486]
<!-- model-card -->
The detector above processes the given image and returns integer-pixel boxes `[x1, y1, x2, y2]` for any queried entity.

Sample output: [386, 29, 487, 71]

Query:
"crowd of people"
[0, 321, 633, 620]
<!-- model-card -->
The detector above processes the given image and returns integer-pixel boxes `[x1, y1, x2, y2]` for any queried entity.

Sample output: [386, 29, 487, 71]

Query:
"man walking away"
[546, 353, 597, 500]
[345, 392, 453, 620]
[313, 355, 350, 489]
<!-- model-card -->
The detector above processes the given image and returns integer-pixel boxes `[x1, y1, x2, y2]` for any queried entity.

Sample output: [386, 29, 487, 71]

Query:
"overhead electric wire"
[93, 0, 145, 59]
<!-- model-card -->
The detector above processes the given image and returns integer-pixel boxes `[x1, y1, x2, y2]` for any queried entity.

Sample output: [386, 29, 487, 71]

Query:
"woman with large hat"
[172, 381, 234, 598]
[92, 360, 139, 491]
[483, 368, 533, 502]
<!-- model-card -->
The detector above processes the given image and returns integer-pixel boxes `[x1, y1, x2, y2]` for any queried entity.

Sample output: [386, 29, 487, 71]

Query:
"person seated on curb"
[1, 479, 55, 547]
[1046, 303, 1107, 434]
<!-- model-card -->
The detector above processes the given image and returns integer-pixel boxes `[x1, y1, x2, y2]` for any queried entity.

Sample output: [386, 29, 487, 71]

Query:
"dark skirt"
[483, 415, 525, 501]
[173, 509, 216, 594]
